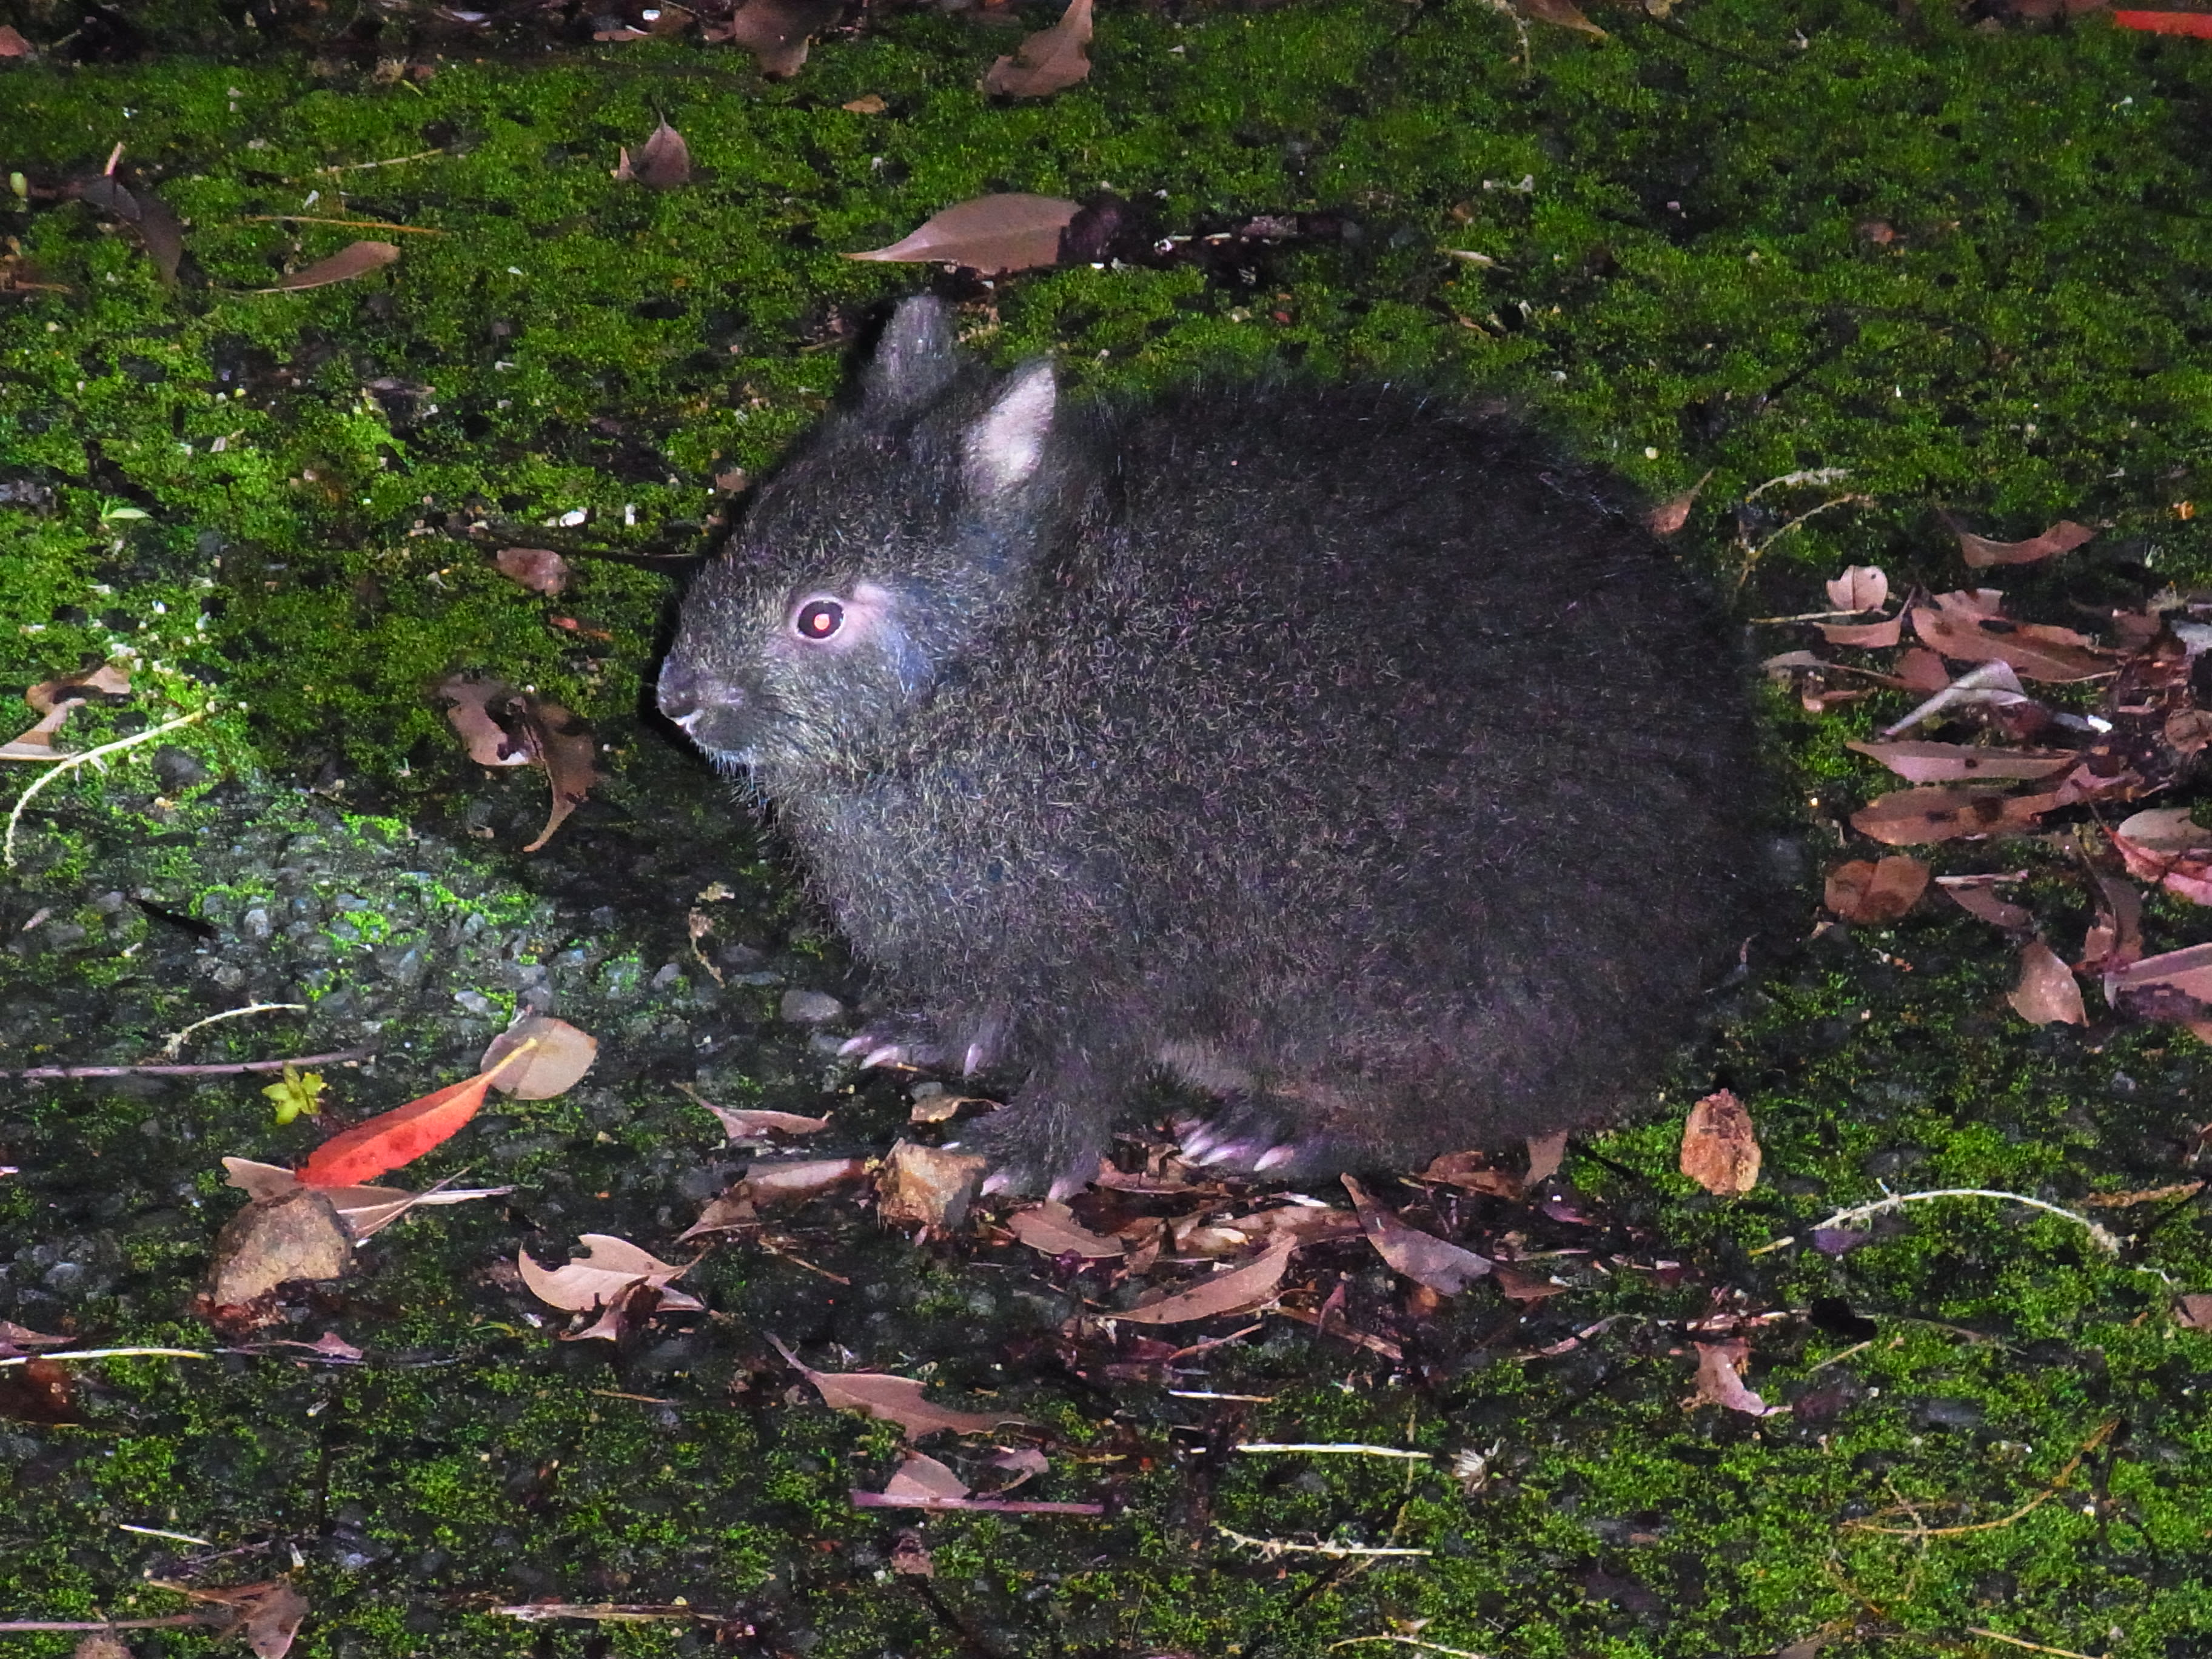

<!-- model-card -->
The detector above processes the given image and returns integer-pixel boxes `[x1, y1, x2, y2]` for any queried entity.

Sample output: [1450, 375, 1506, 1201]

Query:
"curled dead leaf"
[1008, 1199, 1124, 1259]
[1845, 740, 2076, 785]
[1823, 855, 1929, 923]
[614, 118, 691, 189]
[846, 194, 1079, 275]
[2009, 940, 2086, 1027]
[494, 547, 571, 595]
[983, 0, 1093, 97]
[1342, 1175, 1492, 1294]
[1680, 1089, 1760, 1195]
[1945, 513, 2094, 569]
[768, 1333, 1027, 1439]
[1826, 565, 1889, 613]
[481, 1015, 598, 1099]
[258, 240, 398, 293]
[1117, 1236, 1296, 1325]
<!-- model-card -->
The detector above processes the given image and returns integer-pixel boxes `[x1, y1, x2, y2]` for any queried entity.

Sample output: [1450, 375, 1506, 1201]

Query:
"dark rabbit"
[659, 295, 1772, 1196]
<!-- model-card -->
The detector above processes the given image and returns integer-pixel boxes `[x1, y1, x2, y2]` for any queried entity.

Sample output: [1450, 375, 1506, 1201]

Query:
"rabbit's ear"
[862, 295, 960, 412]
[964, 361, 1056, 498]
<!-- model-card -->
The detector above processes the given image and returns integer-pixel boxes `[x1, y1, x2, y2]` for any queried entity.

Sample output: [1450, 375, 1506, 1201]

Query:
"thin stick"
[117, 1523, 215, 1546]
[1234, 1443, 1431, 1460]
[1327, 1638, 1489, 1658]
[159, 1002, 308, 1058]
[0, 1617, 210, 1633]
[1216, 1526, 1431, 1560]
[1807, 1188, 2120, 1255]
[242, 215, 447, 235]
[1845, 1419, 2118, 1537]
[1, 1047, 371, 1081]
[1965, 1628, 2102, 1659]
[312, 147, 446, 174]
[0, 1347, 210, 1370]
[4, 707, 210, 867]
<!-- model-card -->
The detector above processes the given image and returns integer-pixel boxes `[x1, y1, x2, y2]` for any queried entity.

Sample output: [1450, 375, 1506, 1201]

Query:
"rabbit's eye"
[795, 598, 845, 640]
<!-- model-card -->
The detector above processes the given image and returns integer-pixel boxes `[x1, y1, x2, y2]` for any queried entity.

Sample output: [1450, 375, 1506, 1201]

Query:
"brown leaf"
[2079, 875, 2144, 976]
[1342, 1175, 1492, 1293]
[614, 119, 691, 189]
[1939, 880, 2031, 930]
[700, 1102, 832, 1141]
[1644, 469, 1712, 538]
[434, 675, 532, 767]
[982, 0, 1093, 97]
[1946, 514, 2094, 569]
[1008, 1199, 1124, 1259]
[842, 93, 888, 113]
[1826, 565, 1890, 612]
[876, 1140, 989, 1229]
[221, 1158, 509, 1242]
[716, 0, 843, 75]
[846, 194, 1079, 275]
[0, 25, 33, 56]
[2106, 941, 2212, 1013]
[1819, 615, 1902, 649]
[1525, 1130, 1568, 1187]
[1845, 740, 2076, 785]
[1823, 855, 1929, 923]
[1692, 1339, 1783, 1416]
[1521, 0, 1607, 34]
[258, 240, 400, 293]
[1910, 597, 2112, 682]
[891, 1531, 936, 1575]
[74, 174, 183, 284]
[677, 1185, 759, 1240]
[768, 1334, 1027, 1439]
[517, 1235, 702, 1315]
[432, 677, 600, 852]
[1849, 785, 2068, 846]
[1679, 1089, 1760, 1195]
[186, 1581, 311, 1659]
[72, 1635, 130, 1659]
[2176, 1293, 2212, 1330]
[883, 1451, 970, 1501]
[210, 1188, 355, 1309]
[2009, 940, 2086, 1026]
[481, 1014, 598, 1099]
[745, 1155, 870, 1205]
[494, 547, 571, 595]
[0, 1356, 81, 1426]
[0, 1321, 70, 1355]
[1117, 1236, 1297, 1325]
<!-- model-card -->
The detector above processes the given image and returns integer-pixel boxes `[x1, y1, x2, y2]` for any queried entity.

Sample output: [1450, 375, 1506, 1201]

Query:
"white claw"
[1253, 1144, 1296, 1172]
[1181, 1128, 1217, 1159]
[979, 1169, 1014, 1196]
[1046, 1175, 1086, 1202]
[837, 1034, 874, 1056]
[1195, 1142, 1239, 1167]
[963, 1042, 985, 1076]
[860, 1044, 904, 1070]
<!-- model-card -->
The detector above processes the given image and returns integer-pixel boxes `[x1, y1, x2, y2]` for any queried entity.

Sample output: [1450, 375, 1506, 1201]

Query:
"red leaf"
[297, 1050, 527, 1187]
[2112, 9, 2212, 33]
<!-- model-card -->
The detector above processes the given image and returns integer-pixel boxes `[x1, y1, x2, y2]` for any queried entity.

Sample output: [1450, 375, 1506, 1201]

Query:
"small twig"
[1805, 1338, 1876, 1373]
[1845, 1418, 2118, 1537]
[0, 1346, 210, 1370]
[4, 707, 211, 868]
[851, 1491, 1106, 1515]
[1738, 493, 1877, 583]
[1234, 1443, 1432, 1460]
[312, 147, 447, 175]
[158, 1002, 309, 1058]
[241, 214, 447, 234]
[0, 1616, 212, 1633]
[1327, 1638, 1488, 1658]
[1745, 466, 1851, 501]
[491, 1604, 726, 1624]
[1216, 1526, 1431, 1560]
[117, 1523, 216, 1546]
[1806, 1188, 2121, 1255]
[756, 1241, 852, 1285]
[1965, 1627, 2102, 1659]
[0, 1047, 371, 1081]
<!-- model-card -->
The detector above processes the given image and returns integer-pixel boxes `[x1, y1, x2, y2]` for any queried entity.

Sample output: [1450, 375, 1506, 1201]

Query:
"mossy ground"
[3, 1, 2212, 1655]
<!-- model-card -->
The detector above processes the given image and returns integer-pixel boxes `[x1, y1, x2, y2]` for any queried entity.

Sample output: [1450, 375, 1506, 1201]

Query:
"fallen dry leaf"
[1692, 1339, 1783, 1417]
[1645, 469, 1712, 538]
[1117, 1236, 1297, 1326]
[1939, 879, 2031, 930]
[1826, 565, 1890, 612]
[768, 1333, 1027, 1439]
[891, 1531, 934, 1576]
[433, 676, 600, 853]
[0, 25, 32, 56]
[1823, 855, 1929, 923]
[846, 194, 1079, 275]
[1820, 615, 1903, 649]
[1846, 740, 2076, 785]
[2009, 940, 2086, 1026]
[843, 93, 888, 113]
[883, 1451, 970, 1501]
[2080, 875, 2145, 976]
[2176, 1293, 2212, 1330]
[1342, 1175, 1492, 1293]
[1945, 513, 2094, 569]
[700, 1102, 832, 1141]
[1525, 1130, 1569, 1187]
[223, 1157, 510, 1241]
[518, 1234, 703, 1315]
[1911, 595, 2112, 683]
[1009, 1199, 1124, 1260]
[614, 118, 691, 189]
[2105, 942, 2212, 1022]
[74, 173, 184, 284]
[494, 547, 571, 595]
[481, 1015, 597, 1099]
[183, 1580, 311, 1659]
[2, 662, 133, 759]
[1849, 785, 2070, 846]
[982, 0, 1093, 97]
[210, 1188, 355, 1307]
[748, 1156, 869, 1205]
[295, 1048, 531, 1188]
[1521, 0, 1607, 33]
[1680, 1089, 1760, 1195]
[716, 0, 843, 75]
[0, 1356, 81, 1426]
[258, 240, 399, 293]
[877, 1139, 989, 1230]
